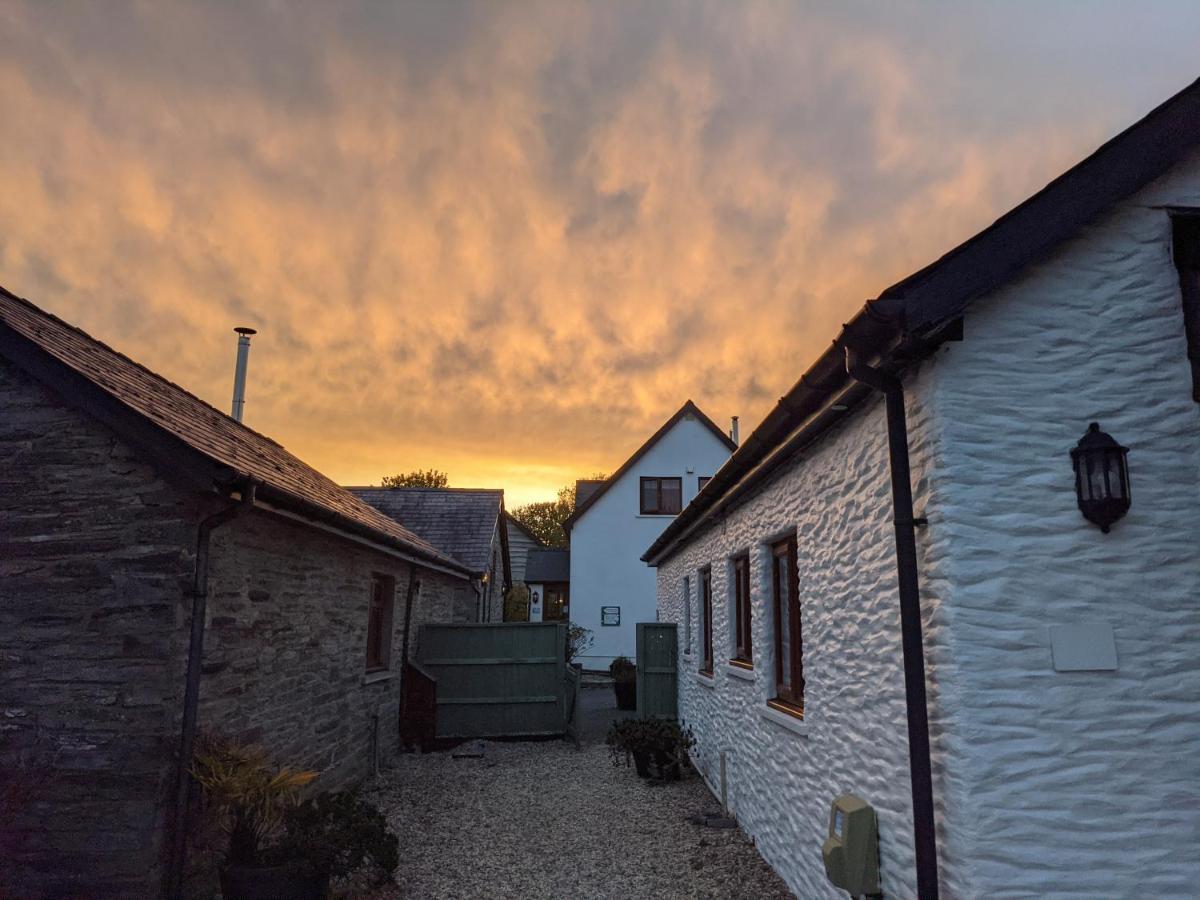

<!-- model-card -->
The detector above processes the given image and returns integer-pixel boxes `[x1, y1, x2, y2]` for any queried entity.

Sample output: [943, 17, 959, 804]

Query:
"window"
[640, 477, 682, 514]
[683, 576, 692, 655]
[771, 536, 803, 714]
[365, 574, 395, 672]
[730, 554, 752, 667]
[700, 567, 714, 675]
[1172, 214, 1200, 401]
[698, 476, 712, 492]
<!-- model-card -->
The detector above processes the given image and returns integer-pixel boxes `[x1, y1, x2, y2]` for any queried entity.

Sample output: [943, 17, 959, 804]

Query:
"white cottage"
[566, 400, 735, 669]
[644, 79, 1200, 899]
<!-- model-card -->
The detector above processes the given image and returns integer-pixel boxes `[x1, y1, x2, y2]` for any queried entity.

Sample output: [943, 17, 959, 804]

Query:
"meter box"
[821, 793, 880, 896]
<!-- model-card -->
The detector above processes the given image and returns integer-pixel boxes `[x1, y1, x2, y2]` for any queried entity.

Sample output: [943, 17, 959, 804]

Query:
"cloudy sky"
[2, 2, 1198, 505]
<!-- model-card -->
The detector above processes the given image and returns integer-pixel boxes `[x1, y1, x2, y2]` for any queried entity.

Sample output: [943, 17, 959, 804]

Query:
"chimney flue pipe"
[730, 415, 740, 445]
[230, 326, 257, 422]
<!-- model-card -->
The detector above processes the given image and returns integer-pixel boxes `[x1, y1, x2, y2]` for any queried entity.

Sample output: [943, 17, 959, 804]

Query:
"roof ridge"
[0, 284, 284, 449]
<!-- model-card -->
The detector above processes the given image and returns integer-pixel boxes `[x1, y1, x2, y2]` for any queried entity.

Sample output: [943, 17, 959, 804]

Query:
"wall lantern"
[1070, 422, 1131, 533]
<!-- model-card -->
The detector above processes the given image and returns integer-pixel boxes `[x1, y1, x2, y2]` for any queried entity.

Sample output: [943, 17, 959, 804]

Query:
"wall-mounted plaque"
[601, 606, 621, 626]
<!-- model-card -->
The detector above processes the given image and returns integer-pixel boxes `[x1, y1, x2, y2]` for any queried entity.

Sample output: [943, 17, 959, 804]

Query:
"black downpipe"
[165, 482, 257, 899]
[845, 350, 939, 900]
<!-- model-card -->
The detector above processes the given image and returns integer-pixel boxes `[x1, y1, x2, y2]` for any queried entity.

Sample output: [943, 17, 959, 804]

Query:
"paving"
[363, 687, 793, 899]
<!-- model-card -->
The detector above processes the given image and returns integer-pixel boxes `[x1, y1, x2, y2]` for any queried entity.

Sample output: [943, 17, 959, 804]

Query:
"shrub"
[275, 790, 399, 884]
[566, 624, 593, 665]
[605, 717, 694, 770]
[191, 733, 318, 866]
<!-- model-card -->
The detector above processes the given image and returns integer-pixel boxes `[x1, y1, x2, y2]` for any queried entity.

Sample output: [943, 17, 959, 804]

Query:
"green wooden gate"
[416, 622, 568, 738]
[636, 622, 678, 718]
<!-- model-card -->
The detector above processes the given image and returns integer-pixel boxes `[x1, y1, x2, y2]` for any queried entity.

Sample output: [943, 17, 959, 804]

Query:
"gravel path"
[364, 692, 793, 899]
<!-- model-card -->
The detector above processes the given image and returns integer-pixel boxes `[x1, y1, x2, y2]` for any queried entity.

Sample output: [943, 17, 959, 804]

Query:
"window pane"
[641, 478, 658, 513]
[776, 552, 791, 693]
[660, 478, 682, 514]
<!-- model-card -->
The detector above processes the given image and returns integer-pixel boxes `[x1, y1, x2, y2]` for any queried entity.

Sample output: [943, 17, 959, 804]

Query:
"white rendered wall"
[655, 370, 956, 900]
[920, 148, 1200, 896]
[655, 149, 1200, 898]
[571, 414, 732, 669]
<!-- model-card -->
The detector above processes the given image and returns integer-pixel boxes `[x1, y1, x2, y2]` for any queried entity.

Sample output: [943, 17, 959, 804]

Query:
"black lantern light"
[1070, 422, 1130, 533]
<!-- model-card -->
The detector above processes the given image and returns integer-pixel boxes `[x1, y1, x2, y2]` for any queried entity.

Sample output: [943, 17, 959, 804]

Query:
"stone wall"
[202, 511, 473, 786]
[0, 353, 476, 897]
[0, 357, 201, 898]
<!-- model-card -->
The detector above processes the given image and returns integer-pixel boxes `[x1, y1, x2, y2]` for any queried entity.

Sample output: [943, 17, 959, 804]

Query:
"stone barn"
[0, 287, 476, 897]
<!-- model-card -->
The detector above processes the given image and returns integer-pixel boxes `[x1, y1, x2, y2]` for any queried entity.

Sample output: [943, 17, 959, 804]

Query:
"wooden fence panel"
[636, 622, 678, 719]
[416, 622, 567, 738]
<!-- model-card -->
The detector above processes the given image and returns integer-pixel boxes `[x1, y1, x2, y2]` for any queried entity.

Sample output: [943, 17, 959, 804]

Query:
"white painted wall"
[654, 148, 1200, 897]
[656, 372, 953, 900]
[571, 413, 732, 669]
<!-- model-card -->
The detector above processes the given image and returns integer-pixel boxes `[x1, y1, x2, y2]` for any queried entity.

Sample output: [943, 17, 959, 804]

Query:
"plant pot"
[632, 750, 652, 778]
[613, 679, 637, 710]
[219, 863, 329, 900]
[653, 751, 681, 781]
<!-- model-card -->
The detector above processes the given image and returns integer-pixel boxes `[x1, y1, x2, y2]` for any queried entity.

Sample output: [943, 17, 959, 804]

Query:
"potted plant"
[606, 718, 695, 779]
[191, 734, 321, 900]
[276, 790, 399, 890]
[646, 719, 695, 781]
[609, 656, 637, 710]
[606, 719, 653, 777]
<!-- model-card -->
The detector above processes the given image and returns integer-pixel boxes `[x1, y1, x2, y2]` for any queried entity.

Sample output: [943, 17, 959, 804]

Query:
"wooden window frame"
[771, 536, 804, 714]
[683, 576, 692, 655]
[640, 476, 683, 515]
[730, 554, 752, 667]
[700, 567, 714, 675]
[1172, 213, 1200, 401]
[365, 573, 396, 672]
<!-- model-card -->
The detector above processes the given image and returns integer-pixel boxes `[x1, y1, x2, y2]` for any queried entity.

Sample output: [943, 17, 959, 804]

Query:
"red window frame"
[731, 554, 752, 667]
[771, 536, 804, 714]
[365, 574, 392, 672]
[700, 567, 714, 675]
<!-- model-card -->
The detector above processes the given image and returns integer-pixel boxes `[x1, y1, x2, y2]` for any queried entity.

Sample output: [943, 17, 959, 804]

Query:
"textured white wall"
[923, 149, 1200, 896]
[656, 149, 1200, 898]
[571, 413, 732, 668]
[656, 370, 956, 900]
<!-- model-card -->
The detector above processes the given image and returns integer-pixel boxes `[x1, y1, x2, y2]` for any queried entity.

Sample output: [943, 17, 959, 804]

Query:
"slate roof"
[564, 400, 735, 531]
[0, 286, 469, 576]
[525, 548, 570, 583]
[349, 488, 503, 574]
[574, 480, 605, 506]
[645, 76, 1200, 565]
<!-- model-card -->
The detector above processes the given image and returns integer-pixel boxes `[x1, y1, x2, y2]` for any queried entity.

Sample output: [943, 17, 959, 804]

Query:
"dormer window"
[640, 477, 682, 515]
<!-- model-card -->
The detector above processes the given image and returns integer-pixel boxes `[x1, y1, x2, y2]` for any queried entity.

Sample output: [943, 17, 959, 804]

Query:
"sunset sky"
[3, 3, 1199, 506]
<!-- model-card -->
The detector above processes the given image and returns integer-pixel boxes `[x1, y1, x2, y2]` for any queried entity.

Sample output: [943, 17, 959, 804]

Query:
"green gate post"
[635, 622, 678, 719]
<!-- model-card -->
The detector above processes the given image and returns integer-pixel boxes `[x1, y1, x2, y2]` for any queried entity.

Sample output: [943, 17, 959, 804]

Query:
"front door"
[543, 583, 569, 621]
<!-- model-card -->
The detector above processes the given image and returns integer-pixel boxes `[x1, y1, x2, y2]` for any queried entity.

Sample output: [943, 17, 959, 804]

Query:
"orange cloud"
[0, 2, 1191, 507]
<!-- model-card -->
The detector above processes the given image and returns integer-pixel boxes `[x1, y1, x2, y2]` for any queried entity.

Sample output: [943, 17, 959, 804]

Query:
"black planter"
[632, 750, 652, 778]
[219, 863, 329, 900]
[653, 751, 681, 781]
[613, 679, 637, 711]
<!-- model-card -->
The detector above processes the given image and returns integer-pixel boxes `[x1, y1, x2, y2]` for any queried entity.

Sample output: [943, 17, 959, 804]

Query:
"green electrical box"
[821, 794, 880, 896]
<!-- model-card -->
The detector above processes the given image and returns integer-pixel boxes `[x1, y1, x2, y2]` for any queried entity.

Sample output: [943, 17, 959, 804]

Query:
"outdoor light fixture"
[1070, 422, 1131, 533]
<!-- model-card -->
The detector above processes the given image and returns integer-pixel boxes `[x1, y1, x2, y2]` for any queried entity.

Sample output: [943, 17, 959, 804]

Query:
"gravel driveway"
[364, 689, 792, 899]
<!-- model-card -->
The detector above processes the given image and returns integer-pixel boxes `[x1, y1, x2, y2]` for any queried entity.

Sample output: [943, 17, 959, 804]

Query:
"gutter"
[845, 349, 939, 900]
[165, 480, 258, 899]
